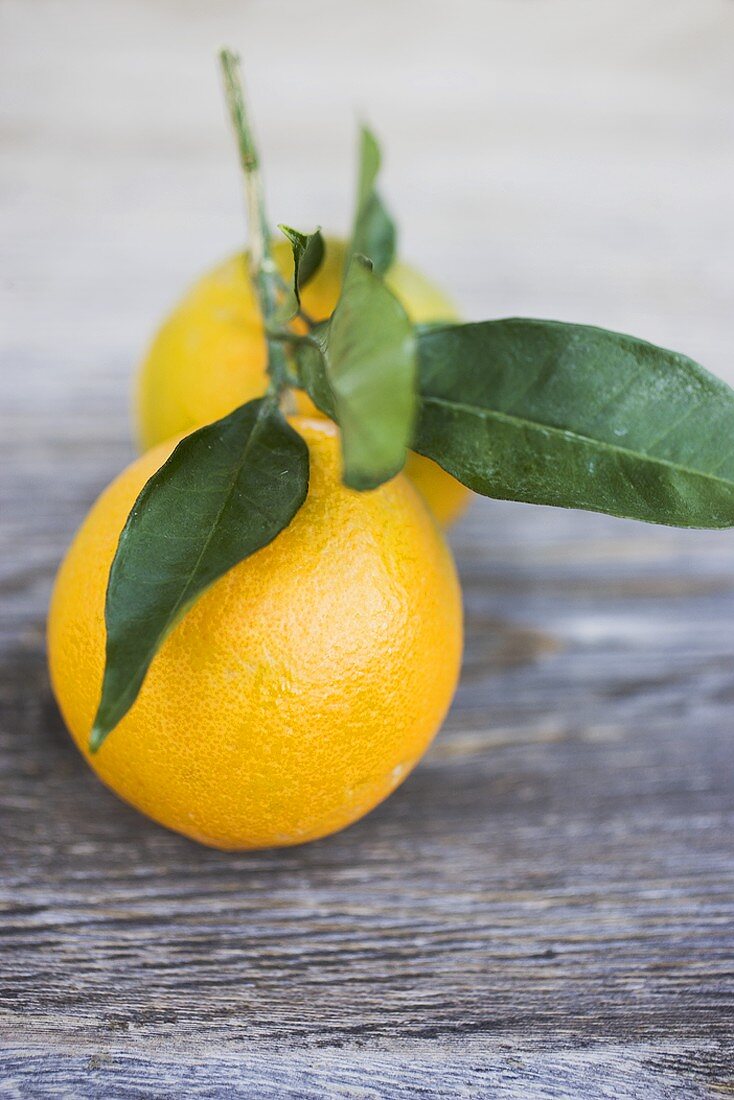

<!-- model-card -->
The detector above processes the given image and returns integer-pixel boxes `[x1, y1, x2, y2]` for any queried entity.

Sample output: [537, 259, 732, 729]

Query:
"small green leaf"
[279, 225, 325, 298]
[90, 399, 309, 750]
[348, 126, 396, 276]
[296, 321, 336, 419]
[307, 255, 416, 490]
[274, 226, 325, 324]
[414, 318, 734, 528]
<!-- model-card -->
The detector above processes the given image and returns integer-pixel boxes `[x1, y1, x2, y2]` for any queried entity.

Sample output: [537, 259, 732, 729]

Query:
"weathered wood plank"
[0, 1044, 731, 1100]
[1, 0, 733, 1096]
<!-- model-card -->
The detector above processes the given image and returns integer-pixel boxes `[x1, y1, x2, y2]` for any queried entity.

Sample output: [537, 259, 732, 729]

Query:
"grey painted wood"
[1, 1, 733, 1096]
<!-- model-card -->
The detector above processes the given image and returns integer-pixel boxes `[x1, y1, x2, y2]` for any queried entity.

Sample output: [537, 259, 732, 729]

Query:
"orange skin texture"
[48, 418, 463, 850]
[136, 236, 471, 527]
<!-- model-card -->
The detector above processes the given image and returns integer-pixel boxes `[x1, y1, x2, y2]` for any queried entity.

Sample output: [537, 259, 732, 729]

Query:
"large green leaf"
[414, 318, 734, 528]
[307, 256, 416, 490]
[90, 399, 309, 750]
[348, 126, 396, 276]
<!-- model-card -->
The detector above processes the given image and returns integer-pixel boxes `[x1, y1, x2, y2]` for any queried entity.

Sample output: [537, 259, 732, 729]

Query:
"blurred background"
[2, 0, 733, 476]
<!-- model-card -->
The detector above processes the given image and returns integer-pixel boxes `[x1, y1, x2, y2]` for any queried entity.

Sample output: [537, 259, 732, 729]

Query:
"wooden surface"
[2, 1, 733, 1096]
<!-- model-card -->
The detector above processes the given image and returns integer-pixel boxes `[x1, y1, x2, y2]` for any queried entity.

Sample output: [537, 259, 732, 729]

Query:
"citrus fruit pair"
[48, 239, 467, 849]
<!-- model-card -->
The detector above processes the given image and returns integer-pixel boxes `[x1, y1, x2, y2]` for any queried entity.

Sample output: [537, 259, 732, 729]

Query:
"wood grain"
[1, 1, 733, 1095]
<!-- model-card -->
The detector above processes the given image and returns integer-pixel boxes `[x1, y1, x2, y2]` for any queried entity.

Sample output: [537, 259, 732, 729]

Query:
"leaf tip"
[88, 721, 110, 754]
[343, 461, 402, 493]
[359, 121, 379, 151]
[218, 46, 239, 71]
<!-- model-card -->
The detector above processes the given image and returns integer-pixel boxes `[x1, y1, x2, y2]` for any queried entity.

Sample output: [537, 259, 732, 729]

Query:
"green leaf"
[348, 126, 396, 276]
[414, 318, 734, 528]
[307, 255, 416, 490]
[356, 126, 380, 208]
[90, 399, 309, 750]
[274, 226, 325, 323]
[279, 224, 325, 298]
[296, 322, 336, 419]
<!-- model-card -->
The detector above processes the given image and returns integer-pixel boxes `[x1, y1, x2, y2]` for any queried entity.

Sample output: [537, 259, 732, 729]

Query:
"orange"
[136, 236, 471, 526]
[48, 418, 463, 849]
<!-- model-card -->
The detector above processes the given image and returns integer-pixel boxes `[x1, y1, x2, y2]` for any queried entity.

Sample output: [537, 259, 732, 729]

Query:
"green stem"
[265, 330, 320, 349]
[219, 49, 289, 395]
[297, 305, 316, 328]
